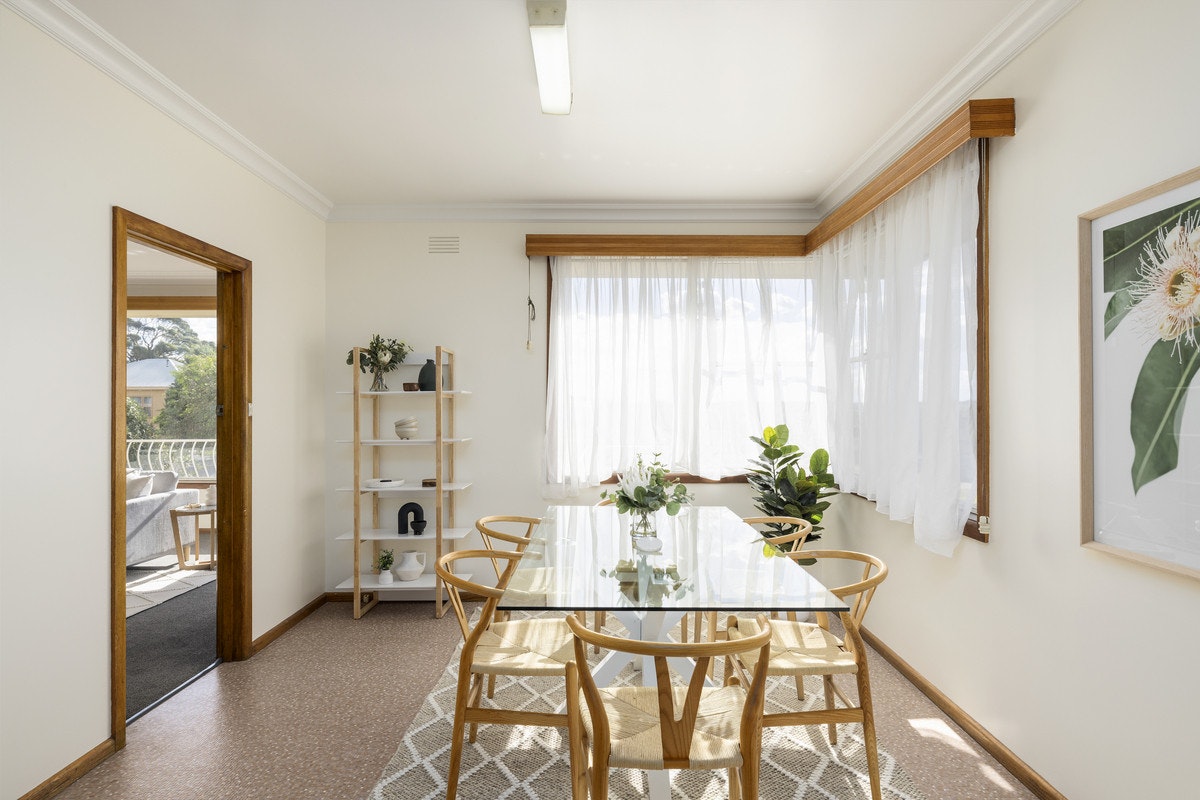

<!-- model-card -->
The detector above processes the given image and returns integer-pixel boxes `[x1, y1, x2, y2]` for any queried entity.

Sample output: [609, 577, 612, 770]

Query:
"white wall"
[323, 221, 803, 590]
[0, 9, 328, 798]
[834, 1, 1200, 798]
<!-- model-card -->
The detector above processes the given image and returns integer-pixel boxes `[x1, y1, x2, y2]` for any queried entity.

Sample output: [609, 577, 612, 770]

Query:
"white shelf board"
[337, 572, 469, 591]
[336, 437, 472, 445]
[336, 389, 471, 396]
[335, 527, 472, 541]
[337, 482, 473, 493]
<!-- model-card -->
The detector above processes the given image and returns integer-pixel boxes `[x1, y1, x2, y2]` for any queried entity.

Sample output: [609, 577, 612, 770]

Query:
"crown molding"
[816, 0, 1080, 215]
[327, 202, 821, 224]
[3, 0, 334, 220]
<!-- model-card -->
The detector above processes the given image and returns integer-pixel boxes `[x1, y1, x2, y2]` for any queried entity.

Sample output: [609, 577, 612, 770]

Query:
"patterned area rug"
[370, 613, 927, 800]
[125, 565, 216, 617]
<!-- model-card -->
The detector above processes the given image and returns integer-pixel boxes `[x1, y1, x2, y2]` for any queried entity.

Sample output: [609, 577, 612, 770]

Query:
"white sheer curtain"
[814, 141, 979, 556]
[544, 256, 826, 493]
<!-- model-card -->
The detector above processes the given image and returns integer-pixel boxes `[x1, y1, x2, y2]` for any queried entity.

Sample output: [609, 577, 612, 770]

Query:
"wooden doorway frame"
[111, 208, 253, 748]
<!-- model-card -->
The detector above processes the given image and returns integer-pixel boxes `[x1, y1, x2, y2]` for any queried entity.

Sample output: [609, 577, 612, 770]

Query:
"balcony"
[126, 439, 216, 481]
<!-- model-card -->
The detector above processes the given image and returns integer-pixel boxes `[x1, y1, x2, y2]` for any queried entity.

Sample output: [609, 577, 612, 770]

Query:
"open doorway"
[124, 267, 219, 719]
[111, 208, 252, 748]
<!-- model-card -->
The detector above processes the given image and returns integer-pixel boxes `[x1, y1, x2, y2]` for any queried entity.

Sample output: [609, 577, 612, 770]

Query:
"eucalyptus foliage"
[746, 424, 837, 549]
[602, 453, 694, 516]
[346, 334, 412, 374]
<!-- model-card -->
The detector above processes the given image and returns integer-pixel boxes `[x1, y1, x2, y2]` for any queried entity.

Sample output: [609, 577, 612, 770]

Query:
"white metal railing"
[126, 439, 217, 479]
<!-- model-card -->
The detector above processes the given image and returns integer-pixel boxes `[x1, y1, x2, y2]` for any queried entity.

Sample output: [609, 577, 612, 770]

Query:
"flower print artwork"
[1103, 198, 1200, 493]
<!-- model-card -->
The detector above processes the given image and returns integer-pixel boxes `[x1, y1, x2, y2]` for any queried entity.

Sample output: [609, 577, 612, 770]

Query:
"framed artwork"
[1080, 166, 1200, 579]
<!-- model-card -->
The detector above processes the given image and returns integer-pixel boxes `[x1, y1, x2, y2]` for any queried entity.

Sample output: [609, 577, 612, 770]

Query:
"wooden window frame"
[528, 99, 1012, 543]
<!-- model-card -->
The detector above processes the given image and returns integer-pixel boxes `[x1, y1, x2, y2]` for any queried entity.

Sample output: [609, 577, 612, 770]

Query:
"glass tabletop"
[497, 505, 848, 613]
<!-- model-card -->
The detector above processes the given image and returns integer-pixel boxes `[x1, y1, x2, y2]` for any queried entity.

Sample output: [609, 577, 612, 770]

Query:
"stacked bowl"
[394, 417, 418, 439]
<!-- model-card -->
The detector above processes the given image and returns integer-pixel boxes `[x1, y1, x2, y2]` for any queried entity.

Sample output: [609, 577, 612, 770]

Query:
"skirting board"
[861, 626, 1066, 800]
[18, 739, 115, 800]
[251, 594, 328, 655]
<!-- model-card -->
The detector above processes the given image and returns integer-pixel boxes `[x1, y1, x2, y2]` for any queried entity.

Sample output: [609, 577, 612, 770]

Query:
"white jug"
[395, 550, 426, 581]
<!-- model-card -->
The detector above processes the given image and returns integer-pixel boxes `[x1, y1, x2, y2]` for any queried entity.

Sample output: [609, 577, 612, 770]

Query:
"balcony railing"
[126, 439, 216, 479]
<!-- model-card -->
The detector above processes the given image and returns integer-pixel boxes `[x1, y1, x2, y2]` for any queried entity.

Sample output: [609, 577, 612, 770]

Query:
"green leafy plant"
[375, 548, 395, 572]
[346, 334, 412, 375]
[601, 453, 694, 516]
[746, 424, 838, 550]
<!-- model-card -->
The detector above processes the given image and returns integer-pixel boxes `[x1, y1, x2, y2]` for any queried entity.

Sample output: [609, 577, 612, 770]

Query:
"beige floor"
[55, 601, 1039, 800]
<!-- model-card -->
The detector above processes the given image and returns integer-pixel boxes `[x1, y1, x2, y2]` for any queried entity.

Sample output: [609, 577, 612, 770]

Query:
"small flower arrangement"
[375, 548, 395, 572]
[602, 454, 694, 521]
[346, 334, 412, 391]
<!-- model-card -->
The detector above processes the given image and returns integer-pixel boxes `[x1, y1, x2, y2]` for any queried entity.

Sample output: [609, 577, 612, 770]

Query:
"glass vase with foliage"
[346, 334, 413, 392]
[601, 453, 694, 536]
[746, 424, 838, 551]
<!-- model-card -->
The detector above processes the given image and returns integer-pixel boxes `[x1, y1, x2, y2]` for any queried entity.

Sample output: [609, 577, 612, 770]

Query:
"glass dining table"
[496, 504, 849, 798]
[498, 504, 848, 686]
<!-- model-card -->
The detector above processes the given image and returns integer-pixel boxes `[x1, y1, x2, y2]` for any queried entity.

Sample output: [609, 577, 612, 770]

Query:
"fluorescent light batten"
[529, 25, 571, 114]
[527, 0, 571, 115]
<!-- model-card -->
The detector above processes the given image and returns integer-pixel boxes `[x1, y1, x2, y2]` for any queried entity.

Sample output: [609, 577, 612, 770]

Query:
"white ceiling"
[38, 0, 1076, 220]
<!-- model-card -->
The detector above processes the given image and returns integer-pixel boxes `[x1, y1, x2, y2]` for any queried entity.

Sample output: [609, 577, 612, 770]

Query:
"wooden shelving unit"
[340, 345, 470, 618]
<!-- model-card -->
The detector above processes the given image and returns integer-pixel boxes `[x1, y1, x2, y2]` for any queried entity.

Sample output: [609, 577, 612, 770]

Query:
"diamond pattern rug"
[370, 613, 927, 800]
[125, 565, 216, 617]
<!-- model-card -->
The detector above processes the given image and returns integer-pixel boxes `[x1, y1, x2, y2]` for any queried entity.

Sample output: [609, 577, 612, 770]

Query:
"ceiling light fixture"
[527, 0, 571, 115]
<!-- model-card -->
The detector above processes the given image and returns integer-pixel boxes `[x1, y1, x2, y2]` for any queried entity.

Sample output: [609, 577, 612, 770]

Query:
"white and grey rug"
[370, 613, 927, 800]
[125, 565, 216, 618]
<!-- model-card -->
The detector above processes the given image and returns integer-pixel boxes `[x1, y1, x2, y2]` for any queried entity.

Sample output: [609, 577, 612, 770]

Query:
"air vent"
[428, 236, 460, 254]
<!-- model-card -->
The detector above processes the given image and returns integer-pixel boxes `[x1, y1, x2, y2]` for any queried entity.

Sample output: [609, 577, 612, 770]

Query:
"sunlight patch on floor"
[907, 717, 976, 755]
[978, 763, 1017, 792]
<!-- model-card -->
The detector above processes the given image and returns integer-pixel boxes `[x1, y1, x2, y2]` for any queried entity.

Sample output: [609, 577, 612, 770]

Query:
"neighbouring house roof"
[127, 358, 179, 388]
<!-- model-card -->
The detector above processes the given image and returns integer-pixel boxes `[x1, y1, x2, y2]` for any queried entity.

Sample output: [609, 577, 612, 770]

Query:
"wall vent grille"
[428, 236, 460, 254]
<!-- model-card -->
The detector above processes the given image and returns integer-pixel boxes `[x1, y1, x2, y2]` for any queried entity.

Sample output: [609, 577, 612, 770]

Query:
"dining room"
[9, 2, 1200, 800]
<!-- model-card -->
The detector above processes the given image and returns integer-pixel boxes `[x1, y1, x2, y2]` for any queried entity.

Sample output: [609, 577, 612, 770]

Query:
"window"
[544, 256, 828, 493]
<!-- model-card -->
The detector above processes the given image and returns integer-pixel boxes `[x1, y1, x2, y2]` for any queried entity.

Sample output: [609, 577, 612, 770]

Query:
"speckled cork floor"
[53, 601, 1039, 800]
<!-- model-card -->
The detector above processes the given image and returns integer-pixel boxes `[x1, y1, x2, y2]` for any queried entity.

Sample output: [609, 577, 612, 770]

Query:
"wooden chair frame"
[727, 549, 888, 800]
[564, 613, 773, 799]
[436, 549, 571, 800]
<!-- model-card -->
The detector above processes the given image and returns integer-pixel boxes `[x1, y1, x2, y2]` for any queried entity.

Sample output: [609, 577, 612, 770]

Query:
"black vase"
[418, 358, 436, 391]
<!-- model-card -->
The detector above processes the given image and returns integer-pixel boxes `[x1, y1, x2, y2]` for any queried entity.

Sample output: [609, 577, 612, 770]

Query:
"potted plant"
[746, 425, 838, 552]
[375, 548, 395, 584]
[346, 334, 413, 392]
[601, 453, 694, 537]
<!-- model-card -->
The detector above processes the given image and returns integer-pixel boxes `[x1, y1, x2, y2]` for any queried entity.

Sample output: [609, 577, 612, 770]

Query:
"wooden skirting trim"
[526, 234, 807, 257]
[250, 594, 328, 655]
[18, 739, 116, 800]
[126, 295, 216, 311]
[861, 626, 1066, 800]
[326, 591, 354, 602]
[805, 98, 1014, 253]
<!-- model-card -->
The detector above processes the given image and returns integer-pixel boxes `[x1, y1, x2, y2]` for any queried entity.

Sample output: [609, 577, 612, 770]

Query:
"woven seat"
[727, 549, 888, 800]
[582, 684, 748, 770]
[472, 618, 574, 676]
[564, 613, 773, 799]
[437, 549, 572, 800]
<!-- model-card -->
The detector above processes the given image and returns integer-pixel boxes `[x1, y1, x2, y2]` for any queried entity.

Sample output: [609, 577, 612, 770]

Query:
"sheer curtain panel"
[814, 142, 980, 556]
[544, 256, 826, 494]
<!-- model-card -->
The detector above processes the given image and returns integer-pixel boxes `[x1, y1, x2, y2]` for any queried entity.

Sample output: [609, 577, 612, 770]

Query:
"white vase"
[377, 568, 394, 585]
[395, 550, 426, 581]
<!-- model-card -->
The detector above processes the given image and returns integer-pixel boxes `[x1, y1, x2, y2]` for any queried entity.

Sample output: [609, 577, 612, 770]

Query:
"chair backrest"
[474, 515, 540, 579]
[785, 549, 887, 630]
[565, 613, 773, 769]
[436, 549, 522, 643]
[595, 497, 615, 506]
[742, 515, 812, 553]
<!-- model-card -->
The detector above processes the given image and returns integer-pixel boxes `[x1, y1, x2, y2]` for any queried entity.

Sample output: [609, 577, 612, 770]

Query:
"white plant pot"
[377, 569, 394, 585]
